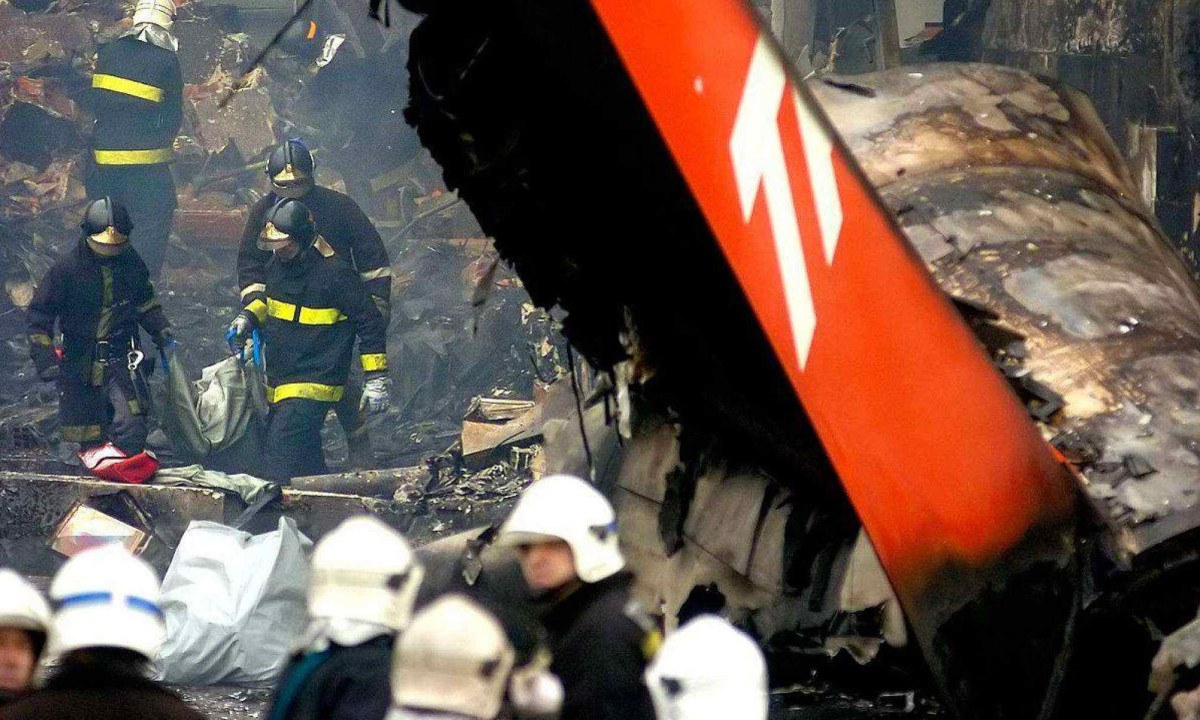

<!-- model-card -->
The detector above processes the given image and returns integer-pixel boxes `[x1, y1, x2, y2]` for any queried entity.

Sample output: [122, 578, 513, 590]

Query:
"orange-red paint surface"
[588, 0, 1077, 595]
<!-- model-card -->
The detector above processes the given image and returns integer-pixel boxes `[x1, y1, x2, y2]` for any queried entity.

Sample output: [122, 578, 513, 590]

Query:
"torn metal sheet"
[810, 62, 1200, 561]
[187, 84, 276, 159]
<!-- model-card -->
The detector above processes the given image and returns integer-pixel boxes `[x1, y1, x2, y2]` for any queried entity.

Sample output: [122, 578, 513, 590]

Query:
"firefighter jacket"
[0, 658, 204, 720]
[26, 240, 169, 385]
[250, 238, 387, 404]
[90, 35, 183, 166]
[265, 637, 392, 720]
[238, 187, 391, 312]
[539, 572, 657, 720]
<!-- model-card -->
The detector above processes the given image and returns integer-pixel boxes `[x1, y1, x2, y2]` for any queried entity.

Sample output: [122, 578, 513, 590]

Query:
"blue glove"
[251, 328, 264, 370]
[153, 330, 178, 373]
[226, 312, 255, 354]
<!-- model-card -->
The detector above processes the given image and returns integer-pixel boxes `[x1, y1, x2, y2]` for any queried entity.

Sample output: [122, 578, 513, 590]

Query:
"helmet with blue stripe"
[48, 544, 165, 660]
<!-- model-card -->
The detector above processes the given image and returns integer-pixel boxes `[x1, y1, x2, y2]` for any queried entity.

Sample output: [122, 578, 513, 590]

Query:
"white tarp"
[153, 518, 311, 685]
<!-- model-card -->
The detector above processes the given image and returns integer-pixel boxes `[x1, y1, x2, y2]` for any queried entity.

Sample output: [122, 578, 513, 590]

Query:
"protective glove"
[226, 311, 256, 353]
[37, 364, 61, 382]
[360, 374, 391, 415]
[154, 328, 179, 352]
[371, 294, 392, 325]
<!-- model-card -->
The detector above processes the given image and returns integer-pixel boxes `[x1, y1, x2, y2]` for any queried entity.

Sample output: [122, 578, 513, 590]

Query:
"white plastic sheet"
[153, 517, 311, 685]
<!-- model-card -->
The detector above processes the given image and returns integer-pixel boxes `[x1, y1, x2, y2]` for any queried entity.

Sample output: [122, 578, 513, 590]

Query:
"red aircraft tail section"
[586, 2, 1080, 717]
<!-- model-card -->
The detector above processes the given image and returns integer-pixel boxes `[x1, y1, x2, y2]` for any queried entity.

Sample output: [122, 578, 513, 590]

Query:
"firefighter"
[0, 545, 203, 720]
[87, 0, 182, 279]
[497, 474, 657, 720]
[267, 516, 422, 720]
[27, 197, 173, 484]
[0, 571, 51, 705]
[643, 615, 768, 720]
[236, 139, 392, 470]
[388, 594, 516, 720]
[227, 198, 389, 483]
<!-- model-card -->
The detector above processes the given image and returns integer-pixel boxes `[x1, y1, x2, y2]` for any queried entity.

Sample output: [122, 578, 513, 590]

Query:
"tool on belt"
[126, 340, 154, 415]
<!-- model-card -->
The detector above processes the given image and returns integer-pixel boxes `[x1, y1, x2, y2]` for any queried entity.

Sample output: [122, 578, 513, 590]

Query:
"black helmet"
[258, 198, 317, 254]
[81, 197, 133, 256]
[277, 18, 325, 61]
[266, 139, 315, 198]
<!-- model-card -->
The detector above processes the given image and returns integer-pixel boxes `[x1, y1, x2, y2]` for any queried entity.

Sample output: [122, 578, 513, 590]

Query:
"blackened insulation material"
[982, 0, 1162, 57]
[404, 0, 851, 510]
[810, 63, 1200, 558]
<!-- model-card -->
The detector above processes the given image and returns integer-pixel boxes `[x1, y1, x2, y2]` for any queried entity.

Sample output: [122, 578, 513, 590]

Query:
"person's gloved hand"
[226, 311, 256, 353]
[360, 374, 391, 414]
[37, 364, 61, 382]
[154, 328, 179, 351]
[371, 295, 391, 324]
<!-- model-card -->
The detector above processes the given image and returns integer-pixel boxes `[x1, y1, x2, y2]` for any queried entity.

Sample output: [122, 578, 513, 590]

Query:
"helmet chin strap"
[274, 242, 302, 262]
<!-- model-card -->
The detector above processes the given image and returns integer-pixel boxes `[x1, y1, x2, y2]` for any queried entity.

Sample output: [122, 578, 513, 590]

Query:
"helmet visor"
[271, 164, 313, 198]
[87, 236, 128, 258]
[88, 226, 129, 246]
[257, 221, 297, 253]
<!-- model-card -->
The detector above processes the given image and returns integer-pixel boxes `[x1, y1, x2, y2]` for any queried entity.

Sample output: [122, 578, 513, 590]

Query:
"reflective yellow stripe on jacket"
[361, 353, 387, 372]
[92, 73, 164, 102]
[267, 383, 344, 403]
[93, 148, 173, 165]
[267, 298, 347, 325]
[245, 299, 268, 324]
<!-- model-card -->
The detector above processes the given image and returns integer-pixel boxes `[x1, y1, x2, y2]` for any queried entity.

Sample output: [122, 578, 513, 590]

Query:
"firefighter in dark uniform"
[235, 139, 392, 469]
[497, 474, 658, 720]
[227, 198, 390, 483]
[87, 0, 182, 279]
[26, 198, 174, 476]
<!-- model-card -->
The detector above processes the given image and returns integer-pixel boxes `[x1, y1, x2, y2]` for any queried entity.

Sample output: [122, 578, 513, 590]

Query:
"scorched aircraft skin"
[586, 3, 1082, 718]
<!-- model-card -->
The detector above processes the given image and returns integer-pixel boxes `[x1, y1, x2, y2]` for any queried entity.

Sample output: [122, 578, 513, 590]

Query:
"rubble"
[0, 5, 92, 74]
[185, 69, 275, 159]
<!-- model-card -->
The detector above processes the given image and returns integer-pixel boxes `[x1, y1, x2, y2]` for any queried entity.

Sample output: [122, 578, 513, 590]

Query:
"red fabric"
[78, 443, 159, 484]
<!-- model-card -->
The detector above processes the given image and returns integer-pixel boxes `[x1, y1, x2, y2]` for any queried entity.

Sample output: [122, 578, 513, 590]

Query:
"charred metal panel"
[982, 0, 1161, 56]
[0, 472, 226, 575]
[810, 63, 1200, 561]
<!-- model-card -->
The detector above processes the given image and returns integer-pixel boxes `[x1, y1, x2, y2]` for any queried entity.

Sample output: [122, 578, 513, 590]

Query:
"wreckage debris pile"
[0, 0, 566, 474]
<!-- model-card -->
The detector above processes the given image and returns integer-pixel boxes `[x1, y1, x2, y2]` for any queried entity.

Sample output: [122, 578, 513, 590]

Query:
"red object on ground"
[78, 443, 159, 485]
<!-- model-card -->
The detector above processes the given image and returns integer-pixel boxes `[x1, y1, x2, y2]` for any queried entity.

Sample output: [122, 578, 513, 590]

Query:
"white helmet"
[131, 0, 175, 29]
[644, 616, 769, 720]
[498, 474, 625, 583]
[0, 569, 51, 640]
[392, 595, 515, 720]
[309, 516, 423, 640]
[48, 544, 165, 660]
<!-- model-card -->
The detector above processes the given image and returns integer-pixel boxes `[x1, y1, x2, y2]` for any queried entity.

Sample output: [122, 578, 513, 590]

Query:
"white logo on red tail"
[730, 37, 842, 370]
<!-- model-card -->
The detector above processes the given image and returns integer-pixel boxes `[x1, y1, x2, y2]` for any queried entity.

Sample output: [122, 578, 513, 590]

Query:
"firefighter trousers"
[58, 368, 148, 455]
[85, 162, 177, 278]
[262, 398, 333, 483]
